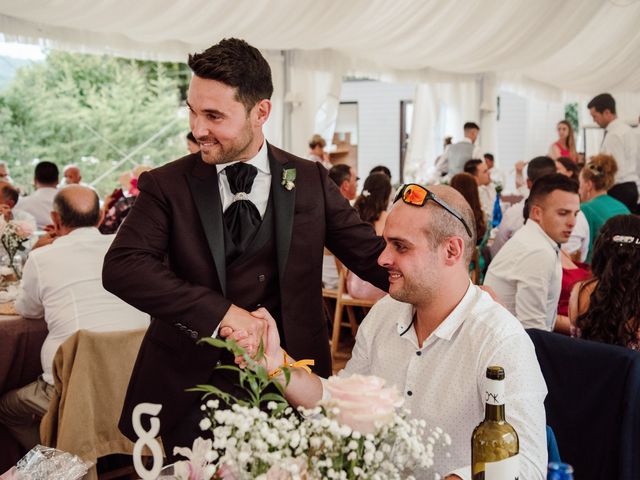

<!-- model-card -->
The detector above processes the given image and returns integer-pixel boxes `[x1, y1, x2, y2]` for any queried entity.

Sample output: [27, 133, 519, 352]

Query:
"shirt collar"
[524, 219, 561, 252]
[54, 226, 101, 244]
[460, 137, 473, 144]
[394, 280, 477, 342]
[605, 117, 621, 133]
[216, 140, 270, 175]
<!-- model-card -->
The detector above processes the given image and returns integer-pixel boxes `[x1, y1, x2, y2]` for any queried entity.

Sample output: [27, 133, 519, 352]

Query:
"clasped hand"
[219, 306, 281, 370]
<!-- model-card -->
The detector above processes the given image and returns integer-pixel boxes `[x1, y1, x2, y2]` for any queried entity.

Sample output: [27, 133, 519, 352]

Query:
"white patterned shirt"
[339, 284, 547, 480]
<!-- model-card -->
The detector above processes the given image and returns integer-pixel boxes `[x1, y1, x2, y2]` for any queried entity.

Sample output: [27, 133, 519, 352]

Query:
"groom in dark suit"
[102, 38, 388, 456]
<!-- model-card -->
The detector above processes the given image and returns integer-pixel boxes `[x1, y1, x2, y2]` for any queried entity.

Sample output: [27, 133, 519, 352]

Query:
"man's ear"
[443, 236, 465, 265]
[252, 99, 272, 127]
[528, 204, 543, 223]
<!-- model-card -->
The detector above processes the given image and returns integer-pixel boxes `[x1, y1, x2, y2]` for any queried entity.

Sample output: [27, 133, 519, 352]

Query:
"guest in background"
[307, 134, 331, 170]
[579, 154, 630, 262]
[433, 136, 453, 177]
[548, 120, 578, 162]
[569, 215, 640, 350]
[484, 153, 505, 188]
[347, 173, 391, 301]
[0, 161, 14, 184]
[485, 174, 580, 332]
[436, 124, 482, 177]
[450, 172, 487, 243]
[328, 164, 357, 201]
[0, 185, 150, 450]
[555, 156, 580, 180]
[555, 248, 590, 335]
[186, 131, 200, 154]
[588, 93, 639, 212]
[369, 165, 391, 180]
[99, 165, 152, 234]
[463, 159, 494, 223]
[61, 164, 82, 185]
[14, 161, 59, 230]
[492, 156, 589, 262]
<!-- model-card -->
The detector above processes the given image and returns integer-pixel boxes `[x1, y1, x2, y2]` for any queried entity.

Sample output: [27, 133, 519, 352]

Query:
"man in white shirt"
[238, 184, 547, 480]
[485, 174, 581, 331]
[437, 122, 483, 176]
[588, 93, 639, 212]
[484, 153, 505, 188]
[491, 156, 590, 261]
[0, 185, 150, 449]
[14, 161, 59, 230]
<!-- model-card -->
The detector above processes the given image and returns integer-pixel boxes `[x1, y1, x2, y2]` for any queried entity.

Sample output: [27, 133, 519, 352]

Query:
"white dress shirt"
[490, 199, 589, 262]
[485, 220, 562, 331]
[16, 227, 150, 384]
[14, 187, 58, 230]
[478, 184, 496, 222]
[216, 141, 271, 218]
[601, 118, 639, 185]
[338, 285, 547, 480]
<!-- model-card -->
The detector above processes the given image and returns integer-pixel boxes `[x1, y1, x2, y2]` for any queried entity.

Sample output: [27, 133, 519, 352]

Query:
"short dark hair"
[556, 156, 580, 179]
[188, 38, 273, 112]
[483, 153, 494, 162]
[35, 161, 59, 186]
[329, 164, 352, 187]
[524, 173, 579, 220]
[369, 165, 391, 179]
[464, 122, 480, 131]
[463, 159, 483, 176]
[186, 131, 196, 143]
[53, 189, 101, 228]
[0, 183, 18, 205]
[587, 93, 616, 115]
[527, 156, 557, 182]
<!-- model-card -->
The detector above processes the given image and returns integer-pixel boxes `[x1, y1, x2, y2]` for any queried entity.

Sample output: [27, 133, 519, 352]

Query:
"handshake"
[218, 305, 280, 370]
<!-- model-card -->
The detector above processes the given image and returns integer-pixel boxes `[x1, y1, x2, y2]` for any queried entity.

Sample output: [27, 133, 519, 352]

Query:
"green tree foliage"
[0, 51, 190, 197]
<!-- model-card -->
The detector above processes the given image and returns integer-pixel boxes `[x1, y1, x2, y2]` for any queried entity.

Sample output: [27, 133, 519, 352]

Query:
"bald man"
[0, 185, 149, 450]
[62, 164, 82, 186]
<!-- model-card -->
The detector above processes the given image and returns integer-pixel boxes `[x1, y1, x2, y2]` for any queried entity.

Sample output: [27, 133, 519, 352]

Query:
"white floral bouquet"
[172, 338, 447, 480]
[0, 218, 35, 279]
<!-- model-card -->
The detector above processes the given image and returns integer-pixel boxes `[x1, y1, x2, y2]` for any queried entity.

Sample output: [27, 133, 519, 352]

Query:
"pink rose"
[321, 375, 403, 434]
[14, 221, 35, 239]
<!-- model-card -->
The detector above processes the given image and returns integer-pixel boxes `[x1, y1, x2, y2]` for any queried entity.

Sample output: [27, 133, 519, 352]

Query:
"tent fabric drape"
[1, 0, 640, 93]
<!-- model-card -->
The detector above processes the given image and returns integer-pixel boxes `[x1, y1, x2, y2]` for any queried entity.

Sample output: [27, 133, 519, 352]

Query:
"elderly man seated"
[228, 184, 548, 479]
[0, 185, 149, 450]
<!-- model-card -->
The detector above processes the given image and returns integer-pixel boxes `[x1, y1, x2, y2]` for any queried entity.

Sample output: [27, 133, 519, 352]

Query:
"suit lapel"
[268, 144, 295, 284]
[186, 160, 227, 296]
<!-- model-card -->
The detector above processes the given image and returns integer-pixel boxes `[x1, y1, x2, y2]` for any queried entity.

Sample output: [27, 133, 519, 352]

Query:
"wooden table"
[0, 308, 47, 471]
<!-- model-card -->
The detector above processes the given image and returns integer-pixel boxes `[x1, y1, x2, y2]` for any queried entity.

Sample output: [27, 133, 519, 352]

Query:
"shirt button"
[416, 351, 422, 356]
[258, 274, 265, 282]
[407, 390, 413, 396]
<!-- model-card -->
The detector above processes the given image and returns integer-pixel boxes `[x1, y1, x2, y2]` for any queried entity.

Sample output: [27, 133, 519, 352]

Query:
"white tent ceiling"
[1, 0, 640, 93]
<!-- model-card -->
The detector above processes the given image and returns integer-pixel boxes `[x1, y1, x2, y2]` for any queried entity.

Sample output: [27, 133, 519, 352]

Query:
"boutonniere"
[282, 168, 296, 191]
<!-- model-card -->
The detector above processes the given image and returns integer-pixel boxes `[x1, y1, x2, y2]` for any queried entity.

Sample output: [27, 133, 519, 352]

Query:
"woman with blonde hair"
[579, 154, 630, 261]
[549, 120, 578, 162]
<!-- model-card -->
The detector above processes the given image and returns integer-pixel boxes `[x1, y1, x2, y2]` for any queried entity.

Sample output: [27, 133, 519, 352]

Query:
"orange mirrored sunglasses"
[394, 184, 473, 238]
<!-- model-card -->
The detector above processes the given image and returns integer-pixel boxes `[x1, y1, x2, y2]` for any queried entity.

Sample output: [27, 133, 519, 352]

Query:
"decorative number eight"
[132, 403, 164, 479]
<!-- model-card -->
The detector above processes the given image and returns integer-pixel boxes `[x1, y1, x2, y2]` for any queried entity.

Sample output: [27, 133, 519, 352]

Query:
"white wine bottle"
[471, 366, 519, 479]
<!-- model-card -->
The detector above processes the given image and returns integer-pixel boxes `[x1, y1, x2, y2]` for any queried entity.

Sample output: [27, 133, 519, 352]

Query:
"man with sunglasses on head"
[231, 183, 547, 479]
[485, 174, 581, 333]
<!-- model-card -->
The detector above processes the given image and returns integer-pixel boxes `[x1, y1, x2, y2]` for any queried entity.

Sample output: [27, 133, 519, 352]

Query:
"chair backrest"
[527, 329, 640, 480]
[41, 329, 148, 471]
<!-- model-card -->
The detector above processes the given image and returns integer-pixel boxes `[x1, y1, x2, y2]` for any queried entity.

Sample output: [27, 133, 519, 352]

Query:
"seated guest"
[61, 164, 82, 186]
[450, 172, 487, 242]
[307, 134, 331, 170]
[463, 159, 494, 223]
[232, 184, 547, 479]
[369, 165, 391, 180]
[322, 164, 358, 290]
[14, 161, 59, 230]
[491, 156, 589, 262]
[346, 173, 391, 300]
[555, 248, 590, 335]
[485, 174, 580, 331]
[328, 164, 357, 201]
[99, 165, 152, 234]
[0, 181, 38, 256]
[484, 153, 506, 188]
[0, 185, 150, 450]
[579, 154, 630, 262]
[0, 161, 14, 184]
[569, 214, 640, 350]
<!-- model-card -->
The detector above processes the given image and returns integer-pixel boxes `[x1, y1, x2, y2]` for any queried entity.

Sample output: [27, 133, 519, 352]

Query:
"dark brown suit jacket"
[103, 143, 388, 439]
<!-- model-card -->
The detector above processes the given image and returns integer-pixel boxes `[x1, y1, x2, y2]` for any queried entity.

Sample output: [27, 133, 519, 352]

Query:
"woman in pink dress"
[346, 173, 391, 300]
[548, 120, 578, 162]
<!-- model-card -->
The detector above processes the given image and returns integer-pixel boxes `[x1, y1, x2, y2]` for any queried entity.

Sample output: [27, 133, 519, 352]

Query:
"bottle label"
[484, 454, 519, 479]
[485, 378, 505, 405]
